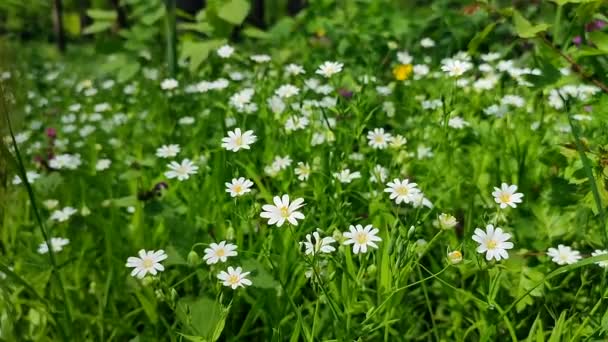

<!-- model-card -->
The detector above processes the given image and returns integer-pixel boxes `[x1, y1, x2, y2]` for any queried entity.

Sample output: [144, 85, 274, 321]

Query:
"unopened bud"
[187, 250, 200, 266]
[448, 250, 463, 264]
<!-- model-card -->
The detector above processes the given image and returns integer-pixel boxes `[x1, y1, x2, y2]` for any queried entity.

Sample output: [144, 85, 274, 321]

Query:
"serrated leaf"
[86, 9, 117, 20]
[217, 0, 250, 25]
[513, 11, 550, 38]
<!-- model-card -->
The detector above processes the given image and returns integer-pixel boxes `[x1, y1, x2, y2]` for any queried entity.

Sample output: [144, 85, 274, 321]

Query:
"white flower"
[316, 61, 343, 78]
[384, 179, 421, 204]
[125, 249, 168, 278]
[295, 162, 311, 181]
[203, 241, 238, 264]
[367, 128, 392, 149]
[250, 54, 271, 63]
[370, 164, 388, 183]
[43, 199, 59, 210]
[447, 251, 463, 264]
[472, 224, 514, 261]
[300, 231, 336, 255]
[275, 84, 299, 98]
[501, 95, 525, 108]
[285, 115, 309, 132]
[156, 144, 181, 158]
[217, 45, 234, 58]
[441, 59, 472, 77]
[260, 194, 305, 227]
[225, 177, 254, 197]
[12, 171, 40, 185]
[37, 237, 70, 254]
[396, 50, 413, 64]
[165, 159, 198, 181]
[285, 63, 305, 75]
[221, 128, 257, 152]
[547, 245, 581, 265]
[161, 78, 178, 90]
[217, 266, 252, 289]
[434, 213, 458, 230]
[49, 154, 81, 170]
[96, 159, 111, 171]
[271, 155, 292, 170]
[50, 207, 78, 222]
[267, 96, 286, 114]
[333, 169, 361, 183]
[420, 37, 436, 48]
[448, 116, 469, 129]
[413, 64, 430, 79]
[492, 183, 524, 209]
[481, 52, 501, 62]
[343, 224, 382, 254]
[178, 116, 195, 125]
[229, 88, 255, 111]
[591, 249, 608, 268]
[390, 134, 407, 149]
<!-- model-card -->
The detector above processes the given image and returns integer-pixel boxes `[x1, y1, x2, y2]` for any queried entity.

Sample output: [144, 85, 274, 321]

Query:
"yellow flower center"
[280, 206, 290, 218]
[486, 240, 498, 250]
[499, 193, 511, 203]
[142, 259, 154, 269]
[228, 274, 239, 285]
[235, 136, 243, 146]
[356, 232, 369, 244]
[233, 184, 242, 194]
[396, 186, 409, 196]
[216, 248, 226, 257]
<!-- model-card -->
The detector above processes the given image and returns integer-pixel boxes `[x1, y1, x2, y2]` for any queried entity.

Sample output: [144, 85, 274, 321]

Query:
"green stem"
[164, 0, 177, 77]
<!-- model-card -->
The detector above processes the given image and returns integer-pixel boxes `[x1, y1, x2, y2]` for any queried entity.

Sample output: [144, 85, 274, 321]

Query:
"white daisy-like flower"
[492, 183, 524, 209]
[448, 116, 469, 129]
[441, 59, 472, 77]
[225, 177, 254, 197]
[343, 224, 382, 254]
[367, 128, 392, 149]
[217, 266, 252, 289]
[50, 207, 78, 222]
[156, 144, 181, 158]
[271, 155, 292, 170]
[125, 249, 168, 278]
[370, 164, 388, 183]
[260, 194, 305, 227]
[96, 159, 111, 171]
[420, 37, 436, 48]
[384, 179, 421, 204]
[547, 245, 581, 265]
[12, 171, 41, 185]
[285, 63, 305, 75]
[250, 54, 271, 63]
[275, 84, 299, 98]
[333, 169, 361, 183]
[221, 128, 257, 152]
[434, 213, 458, 230]
[203, 241, 238, 264]
[37, 237, 70, 254]
[396, 50, 413, 64]
[472, 224, 514, 261]
[217, 45, 234, 58]
[160, 78, 178, 90]
[591, 249, 608, 268]
[285, 115, 309, 132]
[300, 231, 336, 256]
[295, 162, 311, 181]
[164, 159, 198, 181]
[315, 61, 343, 78]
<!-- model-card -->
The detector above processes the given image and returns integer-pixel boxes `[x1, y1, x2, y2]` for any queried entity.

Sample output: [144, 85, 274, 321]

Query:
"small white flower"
[217, 45, 235, 58]
[271, 155, 292, 170]
[43, 199, 59, 210]
[12, 171, 40, 185]
[285, 63, 305, 75]
[316, 61, 343, 78]
[37, 237, 70, 254]
[370, 164, 388, 183]
[492, 183, 524, 209]
[50, 207, 78, 222]
[472, 224, 514, 261]
[96, 159, 111, 171]
[420, 37, 436, 48]
[217, 266, 252, 289]
[125, 249, 168, 278]
[447, 251, 463, 264]
[343, 224, 382, 254]
[295, 162, 311, 181]
[156, 144, 181, 158]
[441, 59, 472, 77]
[547, 245, 581, 265]
[203, 241, 238, 264]
[225, 177, 254, 197]
[285, 115, 309, 132]
[300, 231, 336, 255]
[333, 169, 361, 183]
[260, 194, 305, 227]
[396, 50, 413, 64]
[275, 84, 299, 98]
[591, 249, 608, 268]
[367, 128, 392, 149]
[434, 213, 458, 230]
[384, 179, 421, 204]
[221, 128, 257, 152]
[448, 116, 469, 129]
[164, 159, 198, 181]
[161, 78, 178, 90]
[250, 54, 271, 63]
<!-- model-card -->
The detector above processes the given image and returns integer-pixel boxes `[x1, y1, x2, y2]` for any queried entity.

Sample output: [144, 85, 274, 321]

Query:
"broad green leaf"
[83, 21, 113, 35]
[512, 11, 550, 38]
[180, 39, 226, 72]
[176, 297, 228, 340]
[164, 245, 188, 266]
[589, 31, 608, 52]
[141, 6, 165, 25]
[117, 62, 140, 83]
[217, 0, 250, 25]
[242, 26, 270, 40]
[241, 258, 279, 289]
[526, 57, 560, 88]
[86, 9, 117, 21]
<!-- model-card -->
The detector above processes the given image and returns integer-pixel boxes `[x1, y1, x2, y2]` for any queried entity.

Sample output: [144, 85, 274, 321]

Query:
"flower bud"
[448, 250, 463, 264]
[225, 227, 235, 241]
[187, 250, 200, 266]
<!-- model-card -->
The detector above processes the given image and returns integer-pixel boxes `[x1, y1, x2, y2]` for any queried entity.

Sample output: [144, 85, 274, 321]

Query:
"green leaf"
[589, 31, 608, 52]
[134, 289, 158, 324]
[141, 6, 165, 25]
[242, 26, 270, 40]
[217, 0, 250, 25]
[86, 9, 117, 21]
[241, 259, 279, 289]
[512, 11, 550, 38]
[164, 245, 188, 266]
[180, 39, 226, 72]
[526, 57, 560, 88]
[468, 22, 496, 54]
[117, 62, 141, 83]
[551, 0, 598, 4]
[176, 297, 229, 339]
[83, 21, 113, 34]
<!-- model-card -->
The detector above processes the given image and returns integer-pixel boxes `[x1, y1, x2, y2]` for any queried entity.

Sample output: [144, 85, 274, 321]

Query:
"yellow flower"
[393, 64, 413, 81]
